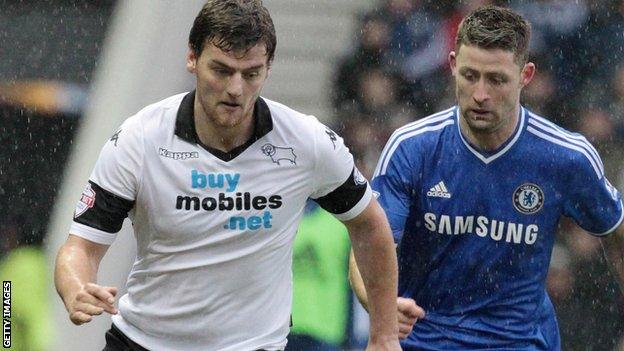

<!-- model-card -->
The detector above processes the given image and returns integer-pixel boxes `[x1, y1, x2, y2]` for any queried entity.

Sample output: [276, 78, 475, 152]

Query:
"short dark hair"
[189, 0, 276, 63]
[455, 6, 531, 65]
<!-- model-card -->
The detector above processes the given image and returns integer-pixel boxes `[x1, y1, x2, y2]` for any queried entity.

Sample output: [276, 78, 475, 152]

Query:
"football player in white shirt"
[54, 1, 403, 350]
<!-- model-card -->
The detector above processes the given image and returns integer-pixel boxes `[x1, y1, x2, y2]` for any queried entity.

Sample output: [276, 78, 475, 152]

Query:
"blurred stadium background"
[1, 0, 623, 350]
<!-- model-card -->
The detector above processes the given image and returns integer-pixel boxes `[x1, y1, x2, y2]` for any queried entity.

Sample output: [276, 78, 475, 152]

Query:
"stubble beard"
[457, 95, 508, 137]
[198, 96, 243, 130]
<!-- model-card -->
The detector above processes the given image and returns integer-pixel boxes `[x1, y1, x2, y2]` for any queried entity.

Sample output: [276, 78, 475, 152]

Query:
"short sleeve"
[309, 121, 371, 221]
[90, 115, 144, 200]
[372, 137, 419, 243]
[563, 151, 624, 236]
[70, 115, 144, 244]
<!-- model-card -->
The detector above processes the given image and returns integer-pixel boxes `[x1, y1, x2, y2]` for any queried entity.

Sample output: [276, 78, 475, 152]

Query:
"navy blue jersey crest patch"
[513, 183, 544, 214]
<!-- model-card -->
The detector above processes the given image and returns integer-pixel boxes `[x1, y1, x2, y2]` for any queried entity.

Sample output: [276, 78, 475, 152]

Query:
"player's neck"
[194, 106, 255, 153]
[460, 105, 520, 152]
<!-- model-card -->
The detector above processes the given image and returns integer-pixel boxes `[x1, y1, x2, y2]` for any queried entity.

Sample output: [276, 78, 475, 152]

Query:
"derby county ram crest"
[261, 143, 297, 165]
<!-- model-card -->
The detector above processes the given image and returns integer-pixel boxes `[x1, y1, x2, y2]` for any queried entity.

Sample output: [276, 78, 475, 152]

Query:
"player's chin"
[466, 119, 495, 131]
[214, 114, 244, 128]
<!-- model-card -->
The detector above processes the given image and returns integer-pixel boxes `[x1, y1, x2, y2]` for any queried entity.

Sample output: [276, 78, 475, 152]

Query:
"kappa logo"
[109, 129, 121, 147]
[427, 181, 451, 198]
[74, 183, 96, 218]
[159, 148, 199, 160]
[325, 128, 337, 149]
[261, 143, 297, 165]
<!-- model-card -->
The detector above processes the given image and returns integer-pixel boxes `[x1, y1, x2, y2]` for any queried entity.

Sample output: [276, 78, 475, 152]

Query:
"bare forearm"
[55, 235, 118, 324]
[345, 199, 399, 343]
[54, 238, 102, 305]
[351, 229, 398, 341]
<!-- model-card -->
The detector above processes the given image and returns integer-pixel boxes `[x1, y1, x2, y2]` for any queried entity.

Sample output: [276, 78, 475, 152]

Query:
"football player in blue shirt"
[349, 5, 624, 350]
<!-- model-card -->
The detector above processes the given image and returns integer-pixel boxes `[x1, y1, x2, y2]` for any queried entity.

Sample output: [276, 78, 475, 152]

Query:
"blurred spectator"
[287, 202, 352, 351]
[341, 122, 390, 179]
[337, 67, 412, 178]
[573, 102, 624, 185]
[383, 0, 451, 114]
[547, 244, 574, 303]
[385, 1, 446, 81]
[514, 0, 590, 101]
[606, 65, 624, 140]
[333, 13, 392, 114]
[357, 68, 403, 118]
[582, 0, 624, 83]
[576, 108, 615, 145]
[520, 55, 574, 127]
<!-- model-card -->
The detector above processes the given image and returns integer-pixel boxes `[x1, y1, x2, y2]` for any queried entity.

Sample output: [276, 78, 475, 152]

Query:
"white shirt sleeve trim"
[333, 184, 373, 221]
[69, 221, 117, 245]
[592, 199, 624, 236]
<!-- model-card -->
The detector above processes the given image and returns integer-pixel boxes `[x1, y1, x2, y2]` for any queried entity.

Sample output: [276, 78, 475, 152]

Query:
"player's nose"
[472, 79, 489, 103]
[226, 73, 243, 98]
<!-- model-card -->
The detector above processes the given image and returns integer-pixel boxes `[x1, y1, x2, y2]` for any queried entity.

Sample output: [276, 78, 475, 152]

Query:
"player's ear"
[266, 58, 272, 79]
[520, 62, 535, 87]
[448, 51, 457, 76]
[186, 45, 198, 74]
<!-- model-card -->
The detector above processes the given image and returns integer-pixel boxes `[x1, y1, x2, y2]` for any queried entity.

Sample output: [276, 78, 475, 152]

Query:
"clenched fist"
[65, 283, 118, 325]
[397, 297, 425, 339]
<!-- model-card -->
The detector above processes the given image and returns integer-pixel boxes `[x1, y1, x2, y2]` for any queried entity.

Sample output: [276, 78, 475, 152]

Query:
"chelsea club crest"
[513, 183, 544, 214]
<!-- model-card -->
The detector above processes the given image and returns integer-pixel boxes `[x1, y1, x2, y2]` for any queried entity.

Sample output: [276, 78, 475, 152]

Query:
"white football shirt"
[70, 91, 371, 351]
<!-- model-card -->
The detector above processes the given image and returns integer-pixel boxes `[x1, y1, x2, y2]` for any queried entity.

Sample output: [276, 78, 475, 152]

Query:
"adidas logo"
[427, 181, 451, 198]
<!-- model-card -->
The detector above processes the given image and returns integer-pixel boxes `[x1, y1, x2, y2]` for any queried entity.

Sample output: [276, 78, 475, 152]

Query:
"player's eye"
[212, 68, 230, 76]
[490, 77, 505, 85]
[462, 72, 476, 82]
[244, 71, 260, 79]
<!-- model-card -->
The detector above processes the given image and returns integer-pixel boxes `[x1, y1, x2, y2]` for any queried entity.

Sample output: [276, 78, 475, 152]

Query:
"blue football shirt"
[372, 106, 623, 350]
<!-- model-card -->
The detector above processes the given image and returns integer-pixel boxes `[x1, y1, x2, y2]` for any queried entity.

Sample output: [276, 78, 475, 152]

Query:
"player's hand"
[65, 283, 118, 325]
[365, 338, 402, 351]
[397, 297, 425, 339]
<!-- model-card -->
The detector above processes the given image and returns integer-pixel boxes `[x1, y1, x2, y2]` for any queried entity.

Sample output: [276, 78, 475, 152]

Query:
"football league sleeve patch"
[71, 181, 135, 244]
